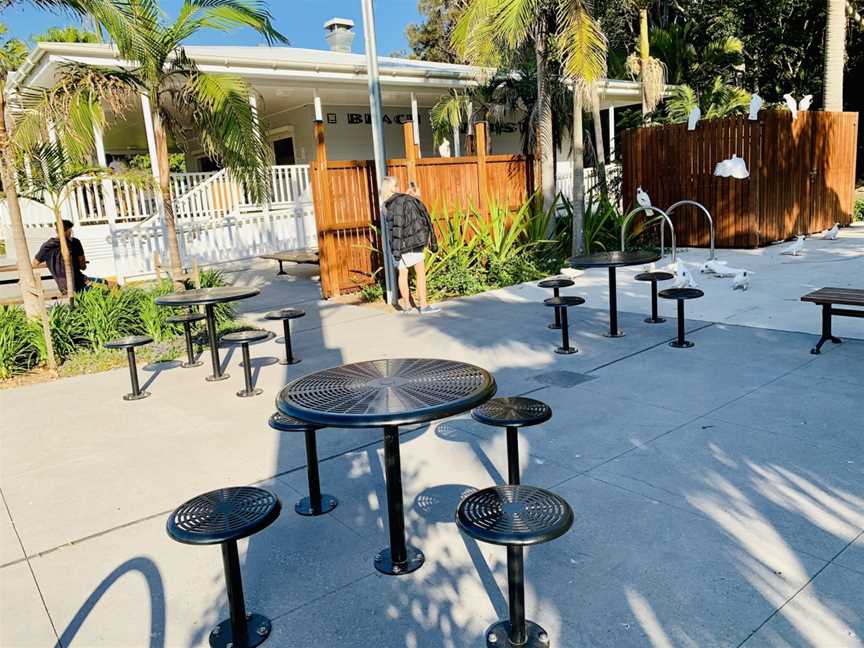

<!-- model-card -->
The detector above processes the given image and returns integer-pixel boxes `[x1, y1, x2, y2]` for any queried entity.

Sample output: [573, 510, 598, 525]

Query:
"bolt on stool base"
[374, 545, 425, 576]
[209, 613, 271, 648]
[295, 494, 338, 516]
[486, 620, 549, 647]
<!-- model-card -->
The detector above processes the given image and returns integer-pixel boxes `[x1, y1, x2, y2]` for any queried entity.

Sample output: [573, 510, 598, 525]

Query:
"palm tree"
[452, 0, 606, 211]
[33, 25, 100, 43]
[627, 0, 666, 115]
[823, 0, 847, 111]
[52, 0, 287, 286]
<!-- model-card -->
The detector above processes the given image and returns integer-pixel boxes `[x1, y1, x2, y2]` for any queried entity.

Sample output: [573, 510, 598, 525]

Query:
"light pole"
[361, 0, 396, 304]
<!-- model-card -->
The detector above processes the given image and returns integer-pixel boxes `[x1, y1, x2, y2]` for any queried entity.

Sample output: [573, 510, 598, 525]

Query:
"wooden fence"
[310, 121, 535, 297]
[620, 111, 859, 248]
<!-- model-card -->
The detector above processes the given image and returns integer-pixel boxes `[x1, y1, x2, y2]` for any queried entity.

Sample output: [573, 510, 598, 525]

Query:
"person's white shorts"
[395, 251, 424, 269]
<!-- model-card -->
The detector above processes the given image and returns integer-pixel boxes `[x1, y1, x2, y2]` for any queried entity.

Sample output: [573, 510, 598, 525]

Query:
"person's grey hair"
[380, 175, 398, 200]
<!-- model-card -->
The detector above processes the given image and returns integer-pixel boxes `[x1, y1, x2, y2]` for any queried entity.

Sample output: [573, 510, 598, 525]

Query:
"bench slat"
[801, 287, 864, 307]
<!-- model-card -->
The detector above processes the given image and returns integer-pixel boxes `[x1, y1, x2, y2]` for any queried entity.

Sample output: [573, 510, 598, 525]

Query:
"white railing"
[267, 165, 312, 206]
[556, 163, 622, 202]
[173, 168, 239, 220]
[170, 171, 217, 200]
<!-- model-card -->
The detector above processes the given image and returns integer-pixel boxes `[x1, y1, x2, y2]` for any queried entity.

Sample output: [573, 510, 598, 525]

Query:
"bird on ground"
[780, 235, 806, 256]
[798, 94, 813, 112]
[559, 267, 582, 278]
[688, 106, 701, 131]
[783, 94, 798, 121]
[732, 270, 752, 291]
[820, 223, 840, 240]
[700, 259, 728, 275]
[748, 94, 763, 121]
[636, 186, 654, 217]
[675, 262, 699, 288]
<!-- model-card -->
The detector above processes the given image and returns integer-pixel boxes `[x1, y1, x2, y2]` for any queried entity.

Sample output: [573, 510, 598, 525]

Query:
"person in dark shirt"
[32, 219, 89, 294]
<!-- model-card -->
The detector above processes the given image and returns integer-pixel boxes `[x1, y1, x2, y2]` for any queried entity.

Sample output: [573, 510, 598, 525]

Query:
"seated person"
[32, 219, 91, 294]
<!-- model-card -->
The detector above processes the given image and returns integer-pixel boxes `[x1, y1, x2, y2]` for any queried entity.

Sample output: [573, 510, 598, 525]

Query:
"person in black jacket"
[381, 176, 439, 314]
[32, 219, 90, 294]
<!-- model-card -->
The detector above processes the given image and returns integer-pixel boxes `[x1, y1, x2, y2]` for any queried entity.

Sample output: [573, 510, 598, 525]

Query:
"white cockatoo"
[732, 270, 752, 291]
[438, 137, 452, 158]
[700, 259, 728, 275]
[643, 261, 657, 273]
[636, 186, 654, 217]
[820, 223, 840, 240]
[714, 154, 750, 179]
[687, 106, 701, 131]
[783, 93, 798, 121]
[780, 235, 805, 256]
[675, 262, 699, 289]
[798, 94, 813, 112]
[559, 267, 583, 278]
[748, 94, 763, 121]
[708, 262, 751, 278]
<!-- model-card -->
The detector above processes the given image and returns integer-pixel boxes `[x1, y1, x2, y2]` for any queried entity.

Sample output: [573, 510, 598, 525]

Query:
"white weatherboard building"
[1, 19, 644, 283]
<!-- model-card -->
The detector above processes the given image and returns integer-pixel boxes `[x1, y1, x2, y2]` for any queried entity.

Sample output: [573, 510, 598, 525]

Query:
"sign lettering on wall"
[341, 113, 420, 126]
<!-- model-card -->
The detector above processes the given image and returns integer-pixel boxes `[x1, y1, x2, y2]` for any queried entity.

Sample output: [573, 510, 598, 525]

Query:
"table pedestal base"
[295, 494, 338, 516]
[206, 374, 231, 382]
[485, 620, 548, 648]
[374, 545, 425, 576]
[603, 331, 625, 338]
[209, 613, 271, 648]
[669, 340, 695, 349]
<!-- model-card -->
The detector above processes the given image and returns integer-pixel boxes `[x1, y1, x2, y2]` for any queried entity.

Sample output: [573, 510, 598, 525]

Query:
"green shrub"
[71, 285, 146, 350]
[360, 281, 384, 303]
[854, 198, 864, 222]
[427, 258, 489, 299]
[0, 305, 43, 379]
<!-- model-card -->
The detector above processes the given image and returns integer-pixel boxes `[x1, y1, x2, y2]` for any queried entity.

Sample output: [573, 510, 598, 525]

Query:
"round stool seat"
[538, 277, 574, 289]
[268, 412, 321, 432]
[635, 271, 674, 282]
[659, 288, 705, 301]
[166, 312, 206, 324]
[221, 329, 271, 345]
[105, 335, 152, 349]
[264, 308, 306, 321]
[544, 296, 585, 308]
[472, 397, 552, 428]
[167, 486, 281, 545]
[456, 485, 573, 546]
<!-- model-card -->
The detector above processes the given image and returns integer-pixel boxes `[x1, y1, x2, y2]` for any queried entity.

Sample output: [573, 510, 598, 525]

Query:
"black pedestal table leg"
[204, 303, 229, 382]
[210, 540, 271, 648]
[812, 304, 842, 354]
[375, 425, 424, 575]
[506, 426, 520, 485]
[128, 347, 140, 396]
[294, 429, 338, 516]
[645, 280, 666, 324]
[277, 260, 286, 275]
[486, 544, 548, 647]
[605, 267, 623, 337]
[279, 320, 301, 365]
[677, 300, 685, 345]
[549, 287, 561, 330]
[555, 305, 576, 354]
[182, 322, 201, 368]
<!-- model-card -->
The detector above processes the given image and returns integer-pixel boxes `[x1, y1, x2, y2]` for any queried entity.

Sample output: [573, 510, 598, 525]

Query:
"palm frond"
[178, 0, 289, 45]
[557, 0, 607, 90]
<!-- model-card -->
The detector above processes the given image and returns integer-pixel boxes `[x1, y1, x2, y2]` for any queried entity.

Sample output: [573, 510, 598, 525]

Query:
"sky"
[0, 0, 423, 56]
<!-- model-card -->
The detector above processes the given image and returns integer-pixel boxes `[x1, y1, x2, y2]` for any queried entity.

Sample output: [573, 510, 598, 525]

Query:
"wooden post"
[153, 252, 163, 281]
[403, 122, 418, 190]
[191, 256, 200, 289]
[313, 120, 340, 297]
[475, 122, 490, 217]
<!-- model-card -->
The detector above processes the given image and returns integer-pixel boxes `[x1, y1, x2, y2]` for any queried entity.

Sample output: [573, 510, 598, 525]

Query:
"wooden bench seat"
[800, 287, 864, 354]
[259, 249, 319, 275]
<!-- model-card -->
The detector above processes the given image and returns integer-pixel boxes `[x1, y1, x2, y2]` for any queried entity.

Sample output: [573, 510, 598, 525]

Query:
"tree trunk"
[640, 8, 650, 116]
[823, 0, 847, 111]
[571, 92, 585, 257]
[590, 88, 608, 197]
[535, 37, 556, 211]
[52, 204, 75, 301]
[0, 86, 41, 317]
[152, 110, 184, 289]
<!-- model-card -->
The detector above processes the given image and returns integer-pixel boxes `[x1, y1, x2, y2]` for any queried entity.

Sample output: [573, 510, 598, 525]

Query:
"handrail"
[620, 205, 677, 264]
[662, 200, 715, 260]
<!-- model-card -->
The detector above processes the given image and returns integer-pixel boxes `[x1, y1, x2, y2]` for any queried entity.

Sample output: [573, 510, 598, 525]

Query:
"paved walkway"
[1, 240, 863, 647]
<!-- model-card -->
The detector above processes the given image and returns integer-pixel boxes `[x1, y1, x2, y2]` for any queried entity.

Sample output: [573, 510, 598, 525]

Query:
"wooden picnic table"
[800, 287, 864, 354]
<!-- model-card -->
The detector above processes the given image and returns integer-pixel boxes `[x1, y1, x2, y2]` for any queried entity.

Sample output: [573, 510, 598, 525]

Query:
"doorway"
[273, 137, 296, 165]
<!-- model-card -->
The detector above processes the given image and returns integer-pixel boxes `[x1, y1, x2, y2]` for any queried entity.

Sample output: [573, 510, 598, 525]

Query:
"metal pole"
[304, 429, 323, 514]
[382, 425, 407, 564]
[221, 540, 250, 647]
[506, 545, 527, 645]
[506, 427, 520, 485]
[361, 0, 396, 305]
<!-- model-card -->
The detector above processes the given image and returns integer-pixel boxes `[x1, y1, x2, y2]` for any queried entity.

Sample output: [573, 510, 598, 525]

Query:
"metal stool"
[543, 296, 584, 354]
[268, 413, 338, 516]
[634, 271, 674, 324]
[457, 485, 574, 648]
[221, 330, 271, 397]
[105, 335, 153, 401]
[166, 311, 206, 368]
[658, 288, 704, 348]
[167, 487, 281, 648]
[538, 278, 575, 330]
[471, 397, 552, 485]
[264, 309, 305, 365]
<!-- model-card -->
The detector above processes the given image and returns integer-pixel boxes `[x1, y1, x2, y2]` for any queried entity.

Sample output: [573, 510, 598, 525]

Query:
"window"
[273, 137, 296, 165]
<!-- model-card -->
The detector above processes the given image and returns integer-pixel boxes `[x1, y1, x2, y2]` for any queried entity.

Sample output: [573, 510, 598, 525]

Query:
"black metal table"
[276, 358, 496, 575]
[156, 287, 260, 382]
[570, 251, 660, 337]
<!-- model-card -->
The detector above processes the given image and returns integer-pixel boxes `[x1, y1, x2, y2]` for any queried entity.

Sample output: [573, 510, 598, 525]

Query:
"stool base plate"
[486, 620, 549, 647]
[644, 317, 666, 324]
[547, 323, 561, 330]
[295, 494, 338, 516]
[669, 340, 694, 349]
[209, 613, 272, 648]
[123, 391, 150, 402]
[206, 373, 231, 382]
[554, 347, 577, 355]
[374, 545, 424, 576]
[181, 360, 204, 368]
[279, 357, 302, 366]
[237, 388, 263, 398]
[603, 331, 625, 338]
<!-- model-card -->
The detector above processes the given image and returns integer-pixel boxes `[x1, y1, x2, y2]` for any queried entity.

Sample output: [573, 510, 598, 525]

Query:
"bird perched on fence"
[438, 137, 451, 158]
[820, 223, 840, 240]
[636, 186, 654, 217]
[749, 94, 763, 121]
[798, 95, 813, 112]
[781, 235, 806, 256]
[688, 106, 701, 131]
[783, 93, 798, 121]
[732, 270, 752, 291]
[675, 262, 699, 288]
